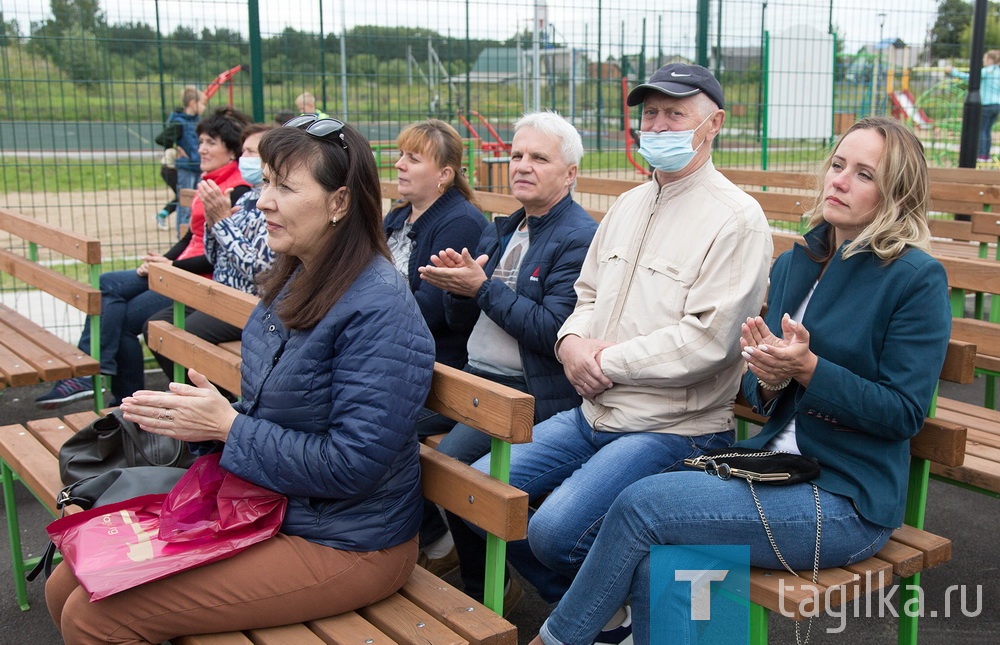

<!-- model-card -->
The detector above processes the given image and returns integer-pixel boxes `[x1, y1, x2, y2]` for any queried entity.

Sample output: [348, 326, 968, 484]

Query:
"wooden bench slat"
[970, 210, 1000, 236]
[0, 425, 64, 515]
[891, 524, 952, 570]
[932, 454, 1000, 493]
[966, 430, 1000, 452]
[939, 255, 1000, 293]
[245, 623, 329, 644]
[842, 556, 894, 595]
[357, 593, 469, 645]
[912, 419, 967, 467]
[0, 248, 101, 314]
[307, 612, 400, 645]
[0, 206, 102, 264]
[951, 318, 1000, 358]
[420, 444, 528, 542]
[174, 633, 255, 645]
[146, 321, 243, 395]
[147, 264, 257, 329]
[400, 566, 516, 645]
[928, 218, 997, 244]
[748, 568, 823, 620]
[0, 317, 75, 382]
[0, 339, 42, 386]
[0, 304, 99, 378]
[575, 176, 643, 196]
[425, 363, 533, 444]
[25, 416, 79, 456]
[872, 539, 925, 579]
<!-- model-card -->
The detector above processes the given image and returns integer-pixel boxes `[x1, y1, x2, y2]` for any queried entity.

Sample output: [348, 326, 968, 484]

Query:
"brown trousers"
[46, 532, 418, 644]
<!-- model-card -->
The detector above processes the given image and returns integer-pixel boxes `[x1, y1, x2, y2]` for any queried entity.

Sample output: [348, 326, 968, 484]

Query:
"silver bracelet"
[757, 377, 792, 392]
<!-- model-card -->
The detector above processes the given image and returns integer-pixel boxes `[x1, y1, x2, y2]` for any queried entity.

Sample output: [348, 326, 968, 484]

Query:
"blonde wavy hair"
[805, 116, 931, 263]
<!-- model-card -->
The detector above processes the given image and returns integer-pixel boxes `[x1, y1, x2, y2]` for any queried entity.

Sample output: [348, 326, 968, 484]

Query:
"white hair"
[513, 111, 584, 167]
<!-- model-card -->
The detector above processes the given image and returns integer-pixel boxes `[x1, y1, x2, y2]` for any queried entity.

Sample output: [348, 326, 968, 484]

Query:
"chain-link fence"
[0, 0, 989, 335]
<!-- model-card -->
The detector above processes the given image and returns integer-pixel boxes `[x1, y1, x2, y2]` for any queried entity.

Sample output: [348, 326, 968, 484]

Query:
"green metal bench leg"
[898, 572, 920, 645]
[736, 418, 750, 442]
[483, 436, 513, 615]
[749, 602, 768, 645]
[2, 459, 30, 611]
[484, 533, 507, 615]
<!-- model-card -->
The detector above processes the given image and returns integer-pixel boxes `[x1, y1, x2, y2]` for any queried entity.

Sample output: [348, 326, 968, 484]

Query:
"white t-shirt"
[765, 280, 819, 455]
[467, 226, 531, 377]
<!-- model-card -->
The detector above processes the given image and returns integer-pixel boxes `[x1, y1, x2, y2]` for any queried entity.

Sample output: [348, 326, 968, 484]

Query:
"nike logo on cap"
[670, 72, 692, 77]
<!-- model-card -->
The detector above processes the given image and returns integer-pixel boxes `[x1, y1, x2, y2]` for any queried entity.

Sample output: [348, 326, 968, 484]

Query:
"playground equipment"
[887, 66, 933, 129]
[891, 89, 933, 128]
[203, 64, 246, 106]
[621, 77, 651, 177]
[458, 110, 511, 156]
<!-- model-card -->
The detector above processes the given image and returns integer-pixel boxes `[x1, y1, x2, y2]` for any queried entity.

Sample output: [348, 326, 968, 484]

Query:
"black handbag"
[685, 446, 822, 643]
[58, 409, 196, 486]
[28, 466, 189, 581]
[683, 447, 820, 485]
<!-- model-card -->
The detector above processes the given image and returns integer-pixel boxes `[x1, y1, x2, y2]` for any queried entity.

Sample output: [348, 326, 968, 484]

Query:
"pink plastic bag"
[46, 453, 286, 601]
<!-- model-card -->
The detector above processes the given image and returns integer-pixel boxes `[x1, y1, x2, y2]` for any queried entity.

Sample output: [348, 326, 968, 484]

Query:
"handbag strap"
[748, 480, 822, 645]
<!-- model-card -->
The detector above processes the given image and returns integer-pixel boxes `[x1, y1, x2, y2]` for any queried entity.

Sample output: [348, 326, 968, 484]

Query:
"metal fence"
[0, 0, 984, 291]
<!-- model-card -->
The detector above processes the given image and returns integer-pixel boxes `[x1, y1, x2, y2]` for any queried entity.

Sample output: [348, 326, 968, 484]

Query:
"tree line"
[1, 0, 538, 89]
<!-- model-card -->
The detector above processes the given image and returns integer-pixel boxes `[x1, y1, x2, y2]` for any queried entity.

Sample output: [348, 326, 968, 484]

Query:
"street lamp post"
[871, 12, 886, 116]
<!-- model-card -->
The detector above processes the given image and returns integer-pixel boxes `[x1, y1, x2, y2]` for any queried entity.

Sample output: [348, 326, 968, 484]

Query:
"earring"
[437, 182, 443, 193]
[331, 216, 338, 227]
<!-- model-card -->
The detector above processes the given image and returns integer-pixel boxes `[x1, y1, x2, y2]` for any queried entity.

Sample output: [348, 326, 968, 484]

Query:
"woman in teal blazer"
[528, 117, 951, 645]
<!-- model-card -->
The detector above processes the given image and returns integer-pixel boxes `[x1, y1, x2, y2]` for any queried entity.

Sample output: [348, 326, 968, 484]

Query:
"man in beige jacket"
[468, 64, 774, 623]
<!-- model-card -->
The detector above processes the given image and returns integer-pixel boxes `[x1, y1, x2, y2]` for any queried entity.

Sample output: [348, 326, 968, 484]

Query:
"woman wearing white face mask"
[143, 123, 277, 390]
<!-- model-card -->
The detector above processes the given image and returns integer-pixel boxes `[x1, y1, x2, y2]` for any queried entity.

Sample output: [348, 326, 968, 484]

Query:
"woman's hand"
[120, 369, 238, 443]
[136, 253, 171, 277]
[741, 314, 818, 389]
[198, 179, 235, 227]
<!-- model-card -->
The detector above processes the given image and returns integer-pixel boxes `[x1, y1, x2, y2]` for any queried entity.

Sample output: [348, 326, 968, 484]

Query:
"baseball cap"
[626, 63, 725, 109]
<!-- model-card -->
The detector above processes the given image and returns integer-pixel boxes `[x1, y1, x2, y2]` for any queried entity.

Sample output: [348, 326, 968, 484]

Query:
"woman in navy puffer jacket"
[47, 119, 436, 644]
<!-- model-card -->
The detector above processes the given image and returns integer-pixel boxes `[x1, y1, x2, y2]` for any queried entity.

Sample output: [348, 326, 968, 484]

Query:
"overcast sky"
[1, 0, 948, 59]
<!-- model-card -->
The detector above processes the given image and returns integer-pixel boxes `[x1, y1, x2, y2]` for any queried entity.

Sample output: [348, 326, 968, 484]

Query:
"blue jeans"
[468, 407, 733, 603]
[77, 269, 172, 402]
[539, 472, 893, 645]
[175, 167, 200, 236]
[980, 103, 1000, 158]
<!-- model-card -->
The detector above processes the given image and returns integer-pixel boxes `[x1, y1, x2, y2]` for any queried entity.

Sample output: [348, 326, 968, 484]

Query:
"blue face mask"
[638, 113, 713, 173]
[239, 156, 263, 186]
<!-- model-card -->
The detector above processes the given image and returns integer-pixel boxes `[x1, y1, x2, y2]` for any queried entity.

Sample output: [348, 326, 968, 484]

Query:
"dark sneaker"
[595, 605, 632, 644]
[35, 377, 95, 410]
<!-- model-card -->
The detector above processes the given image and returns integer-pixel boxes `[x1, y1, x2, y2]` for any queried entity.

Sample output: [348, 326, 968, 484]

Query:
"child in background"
[154, 122, 182, 230]
[168, 86, 207, 235]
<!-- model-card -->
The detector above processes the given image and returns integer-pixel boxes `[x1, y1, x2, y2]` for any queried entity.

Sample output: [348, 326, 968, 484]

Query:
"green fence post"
[248, 0, 265, 122]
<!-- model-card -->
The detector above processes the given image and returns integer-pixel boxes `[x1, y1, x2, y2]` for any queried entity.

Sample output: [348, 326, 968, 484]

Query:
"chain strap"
[748, 481, 822, 645]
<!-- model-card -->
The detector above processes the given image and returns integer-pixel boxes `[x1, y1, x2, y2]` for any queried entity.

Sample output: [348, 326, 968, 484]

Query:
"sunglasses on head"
[285, 114, 349, 151]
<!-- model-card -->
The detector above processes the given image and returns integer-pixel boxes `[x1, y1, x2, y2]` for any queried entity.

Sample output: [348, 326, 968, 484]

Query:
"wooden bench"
[734, 339, 974, 645]
[141, 262, 532, 644]
[719, 167, 1000, 260]
[0, 207, 102, 396]
[0, 207, 104, 611]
